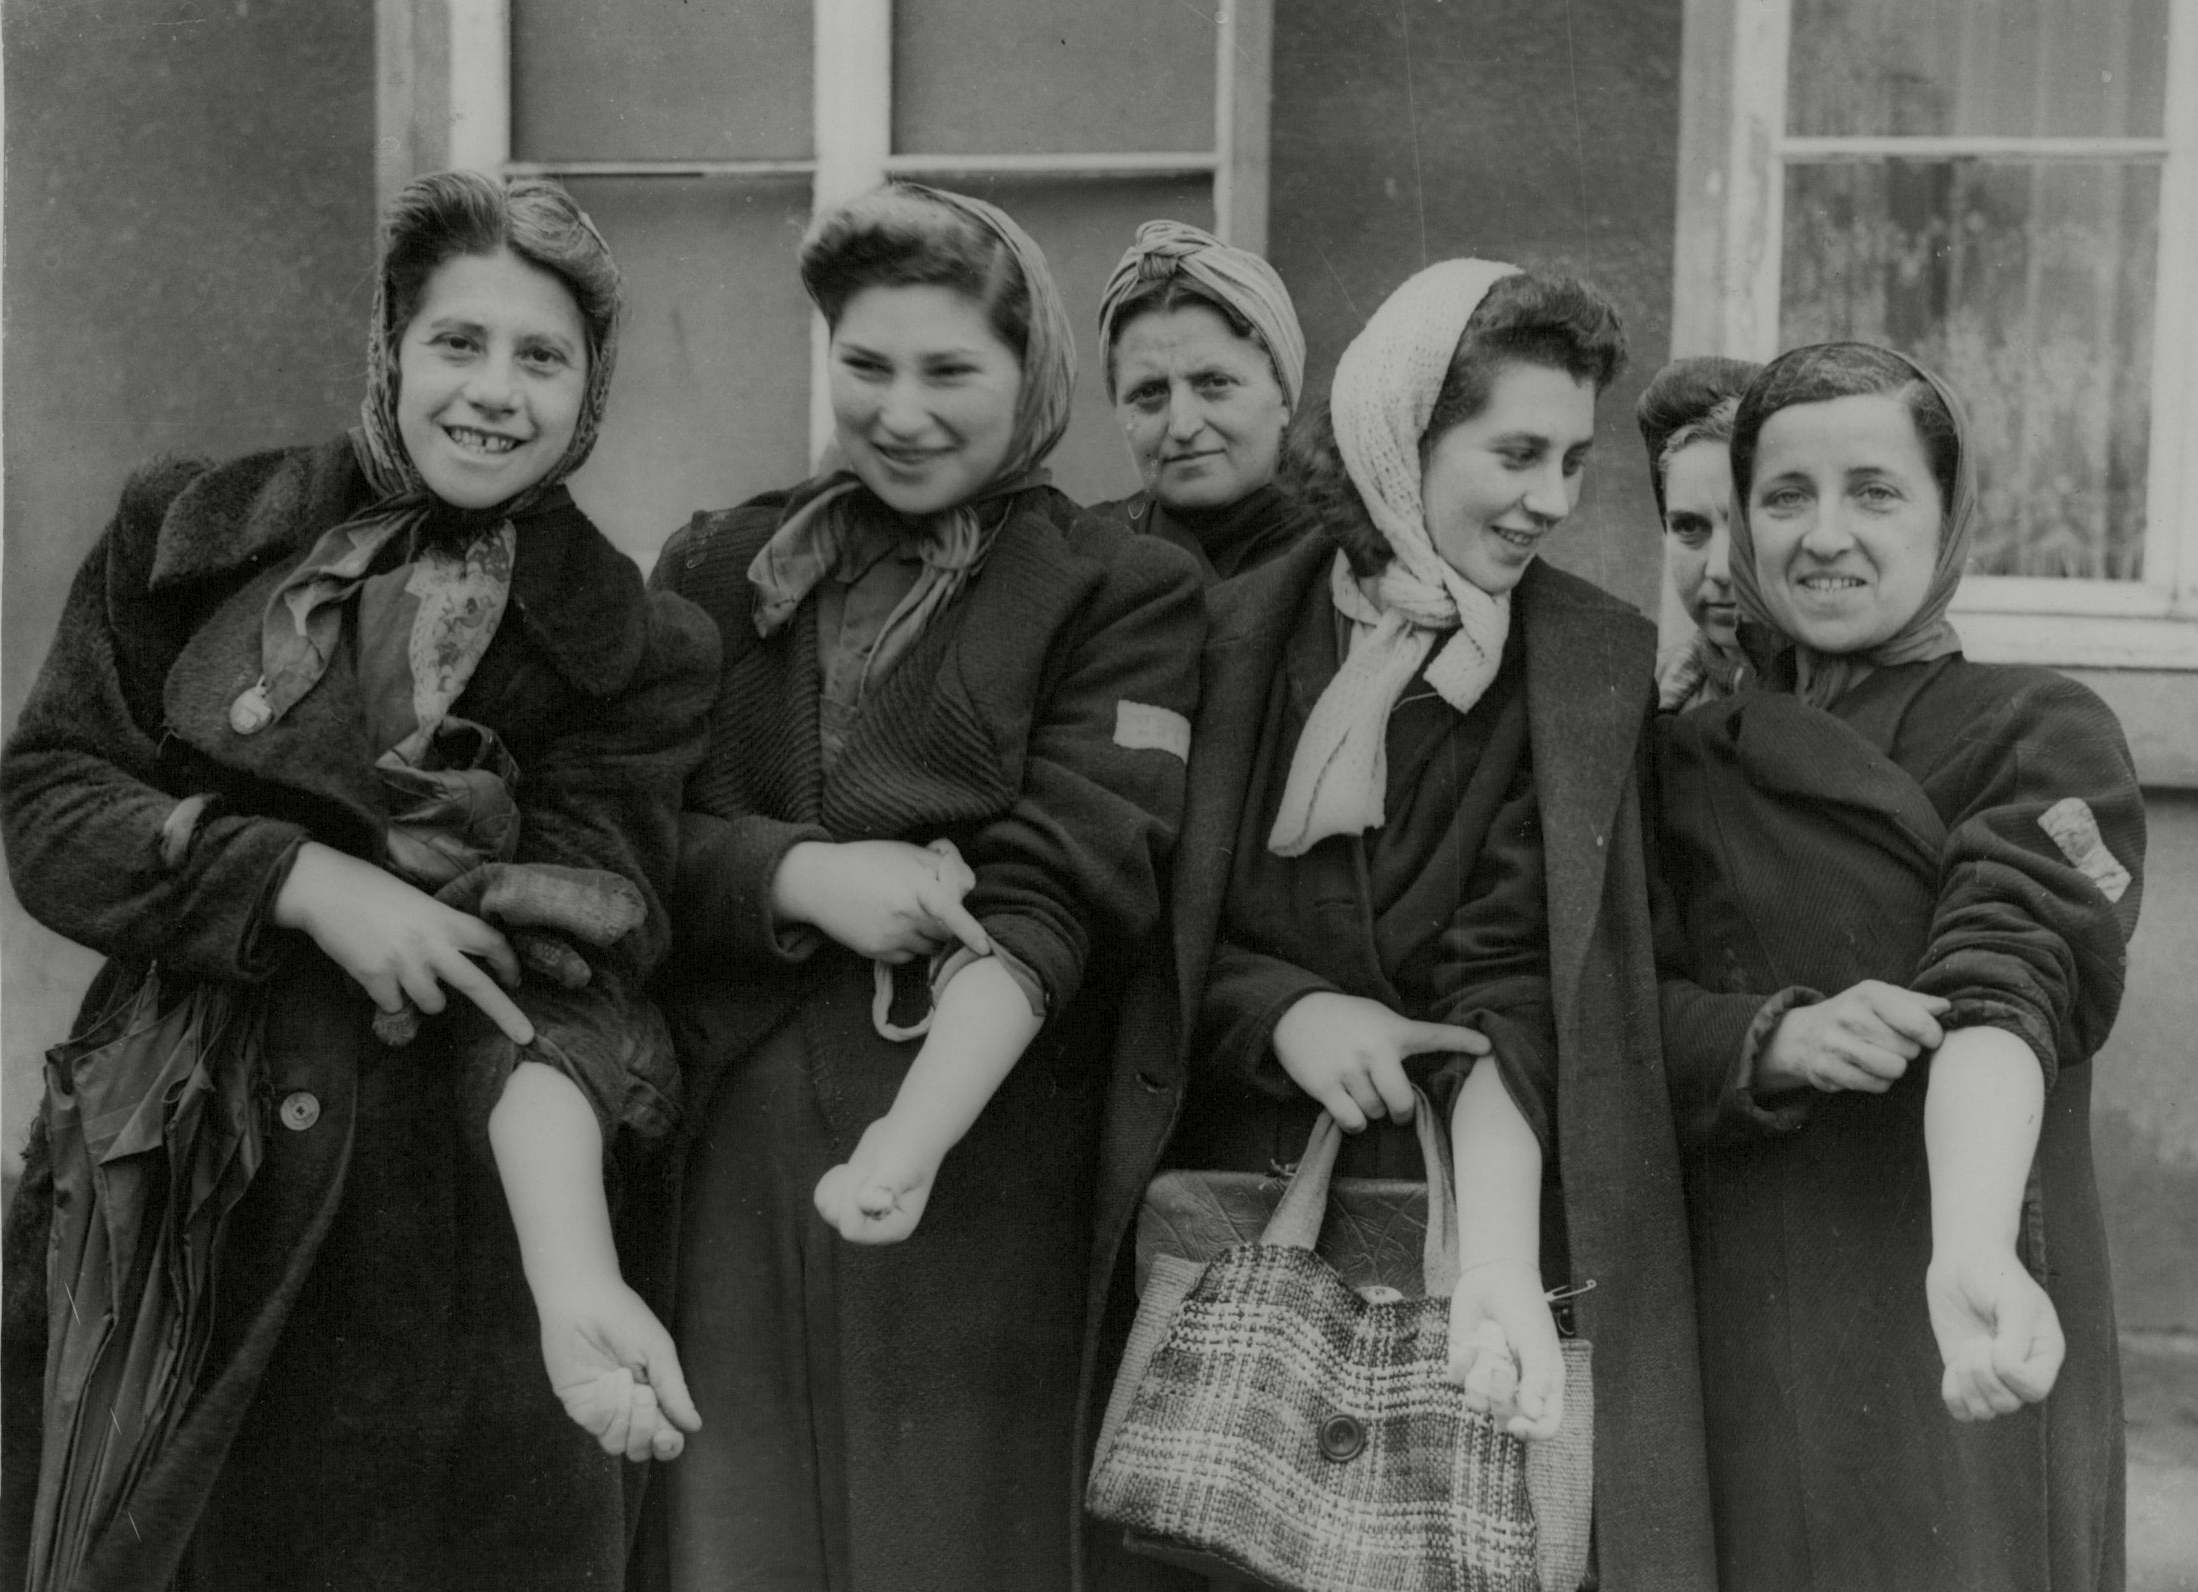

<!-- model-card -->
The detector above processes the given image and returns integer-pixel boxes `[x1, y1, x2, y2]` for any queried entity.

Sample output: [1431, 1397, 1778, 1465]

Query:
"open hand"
[1446, 1258, 1565, 1441]
[274, 841, 532, 1044]
[1272, 992, 1489, 1131]
[1760, 980, 1948, 1095]
[773, 838, 986, 964]
[538, 1279, 702, 1462]
[1926, 1246, 2064, 1422]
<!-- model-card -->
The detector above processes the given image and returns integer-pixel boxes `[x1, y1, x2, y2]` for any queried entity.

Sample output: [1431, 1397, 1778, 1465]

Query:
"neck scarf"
[748, 184, 1077, 694]
[1267, 258, 1520, 858]
[1730, 348, 1973, 710]
[230, 227, 618, 737]
[1096, 219, 1306, 406]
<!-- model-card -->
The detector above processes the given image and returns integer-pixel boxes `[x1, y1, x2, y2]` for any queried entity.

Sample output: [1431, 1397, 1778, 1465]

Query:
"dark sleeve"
[484, 589, 722, 1141]
[1194, 939, 1342, 1099]
[0, 459, 312, 980]
[1909, 673, 2144, 1085]
[648, 513, 831, 968]
[1422, 777, 1559, 1155]
[962, 538, 1205, 1013]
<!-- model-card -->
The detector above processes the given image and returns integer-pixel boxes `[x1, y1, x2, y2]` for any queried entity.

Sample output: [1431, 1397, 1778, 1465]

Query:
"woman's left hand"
[1925, 1245, 2065, 1421]
[1446, 1258, 1565, 1440]
[813, 1113, 944, 1246]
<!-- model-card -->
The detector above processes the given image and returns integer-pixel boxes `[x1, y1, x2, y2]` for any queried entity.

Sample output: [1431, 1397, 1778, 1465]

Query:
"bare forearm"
[488, 1062, 620, 1300]
[1450, 1057, 1543, 1270]
[1925, 1026, 2043, 1254]
[884, 957, 1043, 1164]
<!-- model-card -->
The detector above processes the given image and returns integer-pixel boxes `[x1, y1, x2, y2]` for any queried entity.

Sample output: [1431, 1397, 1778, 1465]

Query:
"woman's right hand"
[1271, 991, 1490, 1131]
[272, 841, 533, 1044]
[770, 838, 989, 964]
[1759, 979, 1949, 1095]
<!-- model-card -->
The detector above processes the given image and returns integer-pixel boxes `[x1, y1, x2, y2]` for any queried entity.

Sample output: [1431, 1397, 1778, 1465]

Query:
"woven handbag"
[1087, 1093, 1593, 1592]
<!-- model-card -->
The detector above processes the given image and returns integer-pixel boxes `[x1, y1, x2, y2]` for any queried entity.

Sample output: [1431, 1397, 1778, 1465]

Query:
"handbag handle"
[1258, 1085, 1461, 1296]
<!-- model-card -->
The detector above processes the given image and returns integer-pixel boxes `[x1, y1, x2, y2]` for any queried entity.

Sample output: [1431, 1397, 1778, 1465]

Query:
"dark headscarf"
[1730, 342, 1973, 710]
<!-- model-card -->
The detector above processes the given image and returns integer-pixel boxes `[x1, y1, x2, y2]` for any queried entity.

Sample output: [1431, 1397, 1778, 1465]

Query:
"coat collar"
[147, 436, 652, 700]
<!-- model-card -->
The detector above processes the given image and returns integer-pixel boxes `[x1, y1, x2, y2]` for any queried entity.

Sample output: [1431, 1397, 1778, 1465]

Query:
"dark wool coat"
[0, 438, 719, 1592]
[639, 485, 1204, 1591]
[1086, 487, 1306, 584]
[1080, 535, 1719, 1591]
[1657, 657, 2144, 1592]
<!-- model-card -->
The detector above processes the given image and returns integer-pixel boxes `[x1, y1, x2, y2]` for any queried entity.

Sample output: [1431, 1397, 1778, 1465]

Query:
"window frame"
[375, 0, 1274, 462]
[1673, 0, 2198, 669]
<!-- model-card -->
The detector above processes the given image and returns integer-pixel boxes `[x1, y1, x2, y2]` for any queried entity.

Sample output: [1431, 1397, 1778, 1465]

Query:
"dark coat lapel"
[1519, 560, 1655, 1024]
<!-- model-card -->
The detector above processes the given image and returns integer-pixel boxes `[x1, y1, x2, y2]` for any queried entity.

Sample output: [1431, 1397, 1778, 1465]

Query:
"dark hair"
[1730, 342, 1959, 513]
[1280, 268, 1629, 574]
[381, 170, 620, 378]
[1104, 278, 1265, 393]
[799, 184, 1031, 353]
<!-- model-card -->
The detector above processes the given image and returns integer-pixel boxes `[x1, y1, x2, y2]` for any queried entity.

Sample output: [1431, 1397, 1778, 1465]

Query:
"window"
[376, 0, 1273, 563]
[1677, 0, 2198, 667]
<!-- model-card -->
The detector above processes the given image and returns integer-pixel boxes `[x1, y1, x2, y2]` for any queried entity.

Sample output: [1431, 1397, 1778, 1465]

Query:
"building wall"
[1, 0, 379, 1152]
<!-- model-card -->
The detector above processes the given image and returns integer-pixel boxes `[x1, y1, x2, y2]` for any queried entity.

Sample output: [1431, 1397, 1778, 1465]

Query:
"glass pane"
[1781, 160, 2159, 580]
[559, 179, 815, 569]
[894, 0, 1214, 155]
[513, 0, 810, 162]
[1789, 0, 2169, 138]
[924, 176, 1216, 505]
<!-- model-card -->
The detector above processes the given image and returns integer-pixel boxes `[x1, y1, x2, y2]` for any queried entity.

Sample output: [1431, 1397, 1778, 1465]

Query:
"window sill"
[1954, 611, 2198, 673]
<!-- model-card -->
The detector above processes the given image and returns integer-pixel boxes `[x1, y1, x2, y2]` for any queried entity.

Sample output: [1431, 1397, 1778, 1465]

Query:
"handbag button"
[279, 1091, 321, 1132]
[1317, 1412, 1365, 1462]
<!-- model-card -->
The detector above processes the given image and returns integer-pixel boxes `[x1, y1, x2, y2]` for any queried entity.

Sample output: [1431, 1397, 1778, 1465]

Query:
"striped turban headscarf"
[1096, 219, 1305, 406]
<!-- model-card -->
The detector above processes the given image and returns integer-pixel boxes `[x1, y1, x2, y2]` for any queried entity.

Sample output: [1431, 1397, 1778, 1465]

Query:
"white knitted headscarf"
[1268, 258, 1521, 858]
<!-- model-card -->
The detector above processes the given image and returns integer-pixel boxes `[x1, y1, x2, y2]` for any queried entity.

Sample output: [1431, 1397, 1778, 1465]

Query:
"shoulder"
[137, 439, 360, 591]
[1932, 658, 2133, 766]
[1518, 558, 1654, 639]
[1081, 494, 1146, 536]
[1207, 530, 1332, 648]
[1007, 485, 1201, 604]
[508, 495, 719, 700]
[651, 490, 794, 607]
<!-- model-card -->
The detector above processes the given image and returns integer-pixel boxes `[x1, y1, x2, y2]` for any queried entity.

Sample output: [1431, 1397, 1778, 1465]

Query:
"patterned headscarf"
[1096, 219, 1306, 406]
[230, 178, 621, 736]
[748, 183, 1077, 692]
[1268, 258, 1520, 858]
[1729, 342, 1973, 710]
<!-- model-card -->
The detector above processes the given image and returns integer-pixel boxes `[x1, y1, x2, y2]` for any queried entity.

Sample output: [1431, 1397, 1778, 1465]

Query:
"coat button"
[228, 683, 274, 735]
[1317, 1412, 1365, 1462]
[279, 1091, 321, 1131]
[1136, 1070, 1168, 1094]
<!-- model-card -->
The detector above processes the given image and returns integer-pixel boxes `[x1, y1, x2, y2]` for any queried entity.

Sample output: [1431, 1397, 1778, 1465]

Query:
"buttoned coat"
[1079, 534, 1718, 1590]
[0, 439, 718, 1592]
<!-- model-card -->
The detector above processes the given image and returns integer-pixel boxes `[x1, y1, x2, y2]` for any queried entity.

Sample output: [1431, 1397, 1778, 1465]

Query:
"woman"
[1085, 260, 1716, 1590]
[0, 171, 717, 1590]
[648, 182, 1203, 1591]
[1090, 219, 1306, 580]
[1657, 342, 2142, 1590]
[1636, 354, 1759, 711]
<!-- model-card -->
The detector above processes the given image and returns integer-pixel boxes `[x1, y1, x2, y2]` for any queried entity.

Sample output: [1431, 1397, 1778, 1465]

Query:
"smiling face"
[830, 283, 1023, 516]
[1112, 303, 1290, 513]
[396, 247, 588, 510]
[1746, 392, 1945, 655]
[1662, 438, 1738, 648]
[1418, 360, 1598, 594]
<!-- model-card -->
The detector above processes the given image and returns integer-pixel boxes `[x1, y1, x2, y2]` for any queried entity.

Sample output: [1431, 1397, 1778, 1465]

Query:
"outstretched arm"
[812, 957, 1043, 1244]
[1924, 1025, 2063, 1421]
[489, 1063, 701, 1460]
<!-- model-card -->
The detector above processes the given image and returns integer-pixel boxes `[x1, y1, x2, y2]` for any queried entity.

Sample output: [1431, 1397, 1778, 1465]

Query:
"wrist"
[770, 841, 829, 928]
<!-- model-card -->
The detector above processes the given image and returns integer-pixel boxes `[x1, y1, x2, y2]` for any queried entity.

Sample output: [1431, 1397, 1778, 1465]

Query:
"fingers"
[644, 1339, 703, 1436]
[923, 888, 991, 958]
[448, 916, 525, 990]
[1367, 1055, 1417, 1123]
[1507, 1323, 1566, 1441]
[1317, 1085, 1369, 1134]
[1402, 1022, 1492, 1058]
[1456, 1320, 1518, 1412]
[438, 953, 536, 1045]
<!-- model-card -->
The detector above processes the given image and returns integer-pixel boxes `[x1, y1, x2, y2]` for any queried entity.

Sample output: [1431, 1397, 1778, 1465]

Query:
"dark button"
[1136, 1070, 1168, 1094]
[279, 1091, 321, 1132]
[1317, 1412, 1365, 1462]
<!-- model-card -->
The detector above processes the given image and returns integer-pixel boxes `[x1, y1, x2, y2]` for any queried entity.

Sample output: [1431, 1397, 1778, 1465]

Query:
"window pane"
[921, 175, 1215, 503]
[1782, 160, 2158, 580]
[513, 0, 811, 162]
[893, 0, 1214, 155]
[559, 179, 814, 568]
[1788, 0, 2169, 138]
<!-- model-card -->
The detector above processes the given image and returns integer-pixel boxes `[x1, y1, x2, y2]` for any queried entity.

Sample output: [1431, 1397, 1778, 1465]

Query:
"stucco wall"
[2, 0, 378, 1155]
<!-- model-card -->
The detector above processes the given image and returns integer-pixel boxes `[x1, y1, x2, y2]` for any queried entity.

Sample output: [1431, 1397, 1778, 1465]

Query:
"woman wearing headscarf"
[0, 171, 717, 1591]
[1636, 355, 1760, 711]
[1090, 220, 1307, 581]
[1083, 260, 1716, 1590]
[1656, 342, 2142, 1590]
[647, 182, 1203, 1592]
